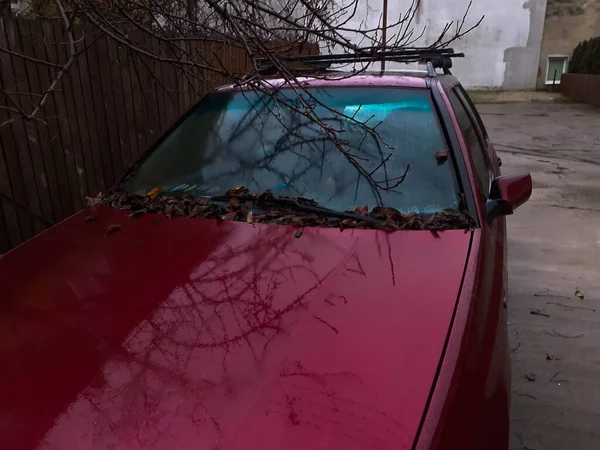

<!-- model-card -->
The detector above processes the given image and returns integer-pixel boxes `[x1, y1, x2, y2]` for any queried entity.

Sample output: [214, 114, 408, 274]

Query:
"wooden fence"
[0, 18, 316, 253]
[561, 73, 600, 107]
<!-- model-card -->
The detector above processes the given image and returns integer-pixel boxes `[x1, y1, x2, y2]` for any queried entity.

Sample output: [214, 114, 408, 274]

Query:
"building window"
[546, 55, 569, 85]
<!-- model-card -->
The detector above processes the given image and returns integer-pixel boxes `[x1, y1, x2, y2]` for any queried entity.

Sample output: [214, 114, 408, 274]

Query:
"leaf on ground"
[575, 289, 585, 299]
[435, 149, 450, 165]
[295, 230, 303, 238]
[84, 214, 97, 222]
[105, 224, 122, 237]
[146, 187, 161, 200]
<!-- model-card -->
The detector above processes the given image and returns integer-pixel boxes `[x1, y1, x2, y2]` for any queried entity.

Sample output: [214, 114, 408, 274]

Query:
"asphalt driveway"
[477, 100, 600, 450]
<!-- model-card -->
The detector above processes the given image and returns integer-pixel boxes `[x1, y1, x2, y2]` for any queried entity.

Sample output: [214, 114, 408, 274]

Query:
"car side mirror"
[486, 173, 532, 221]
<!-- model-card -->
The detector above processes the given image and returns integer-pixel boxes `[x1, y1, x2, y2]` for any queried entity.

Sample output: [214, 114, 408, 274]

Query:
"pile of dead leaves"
[94, 190, 474, 232]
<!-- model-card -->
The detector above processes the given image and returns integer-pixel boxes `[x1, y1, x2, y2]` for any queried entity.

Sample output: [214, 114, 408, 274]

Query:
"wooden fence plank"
[85, 31, 117, 190]
[30, 19, 68, 220]
[0, 201, 12, 253]
[107, 37, 133, 172]
[62, 22, 97, 197]
[6, 19, 44, 232]
[73, 25, 105, 194]
[42, 19, 80, 214]
[115, 40, 141, 163]
[18, 19, 59, 224]
[177, 39, 189, 114]
[0, 18, 35, 240]
[121, 44, 146, 158]
[0, 137, 22, 249]
[13, 19, 50, 234]
[151, 36, 170, 132]
[164, 42, 180, 123]
[96, 34, 124, 182]
[51, 19, 88, 207]
[135, 34, 160, 148]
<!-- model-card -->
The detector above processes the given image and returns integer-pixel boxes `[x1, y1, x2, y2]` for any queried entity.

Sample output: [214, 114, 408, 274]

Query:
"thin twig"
[546, 330, 586, 339]
[534, 293, 570, 299]
[529, 309, 551, 318]
[0, 46, 64, 68]
[517, 393, 537, 400]
[518, 434, 535, 450]
[547, 301, 596, 312]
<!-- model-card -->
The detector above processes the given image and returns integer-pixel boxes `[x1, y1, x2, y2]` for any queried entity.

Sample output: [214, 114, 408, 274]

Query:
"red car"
[0, 50, 531, 450]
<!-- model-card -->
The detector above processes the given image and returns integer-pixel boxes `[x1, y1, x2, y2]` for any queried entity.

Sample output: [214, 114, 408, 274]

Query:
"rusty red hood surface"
[0, 207, 472, 450]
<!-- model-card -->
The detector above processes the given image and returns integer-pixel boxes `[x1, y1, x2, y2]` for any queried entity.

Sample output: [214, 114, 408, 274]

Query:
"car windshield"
[124, 86, 460, 214]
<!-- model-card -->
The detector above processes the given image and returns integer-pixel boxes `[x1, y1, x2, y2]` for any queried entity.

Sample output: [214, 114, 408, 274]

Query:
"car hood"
[0, 207, 472, 450]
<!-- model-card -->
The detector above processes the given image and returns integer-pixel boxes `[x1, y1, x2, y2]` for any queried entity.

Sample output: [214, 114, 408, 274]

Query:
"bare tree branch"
[1, 0, 483, 194]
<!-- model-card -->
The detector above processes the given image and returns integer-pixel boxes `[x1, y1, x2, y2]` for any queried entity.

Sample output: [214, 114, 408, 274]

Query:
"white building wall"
[331, 0, 547, 89]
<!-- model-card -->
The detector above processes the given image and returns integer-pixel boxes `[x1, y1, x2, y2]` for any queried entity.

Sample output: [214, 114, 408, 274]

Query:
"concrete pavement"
[477, 100, 600, 450]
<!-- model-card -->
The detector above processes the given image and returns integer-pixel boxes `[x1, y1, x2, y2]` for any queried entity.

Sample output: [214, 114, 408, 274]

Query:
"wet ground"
[477, 100, 600, 450]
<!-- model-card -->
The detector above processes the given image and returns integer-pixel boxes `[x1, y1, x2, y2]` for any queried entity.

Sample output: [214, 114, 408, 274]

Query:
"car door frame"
[415, 78, 511, 450]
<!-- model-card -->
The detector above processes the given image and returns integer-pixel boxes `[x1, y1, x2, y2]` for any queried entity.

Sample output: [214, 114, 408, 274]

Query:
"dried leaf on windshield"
[341, 219, 359, 228]
[220, 211, 237, 221]
[226, 186, 249, 197]
[146, 187, 161, 200]
[354, 205, 368, 216]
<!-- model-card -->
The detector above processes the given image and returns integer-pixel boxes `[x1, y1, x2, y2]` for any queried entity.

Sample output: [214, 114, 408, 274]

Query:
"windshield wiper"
[209, 194, 381, 225]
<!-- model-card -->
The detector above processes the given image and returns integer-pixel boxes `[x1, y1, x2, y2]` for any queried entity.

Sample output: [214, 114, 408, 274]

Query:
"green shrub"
[569, 36, 600, 74]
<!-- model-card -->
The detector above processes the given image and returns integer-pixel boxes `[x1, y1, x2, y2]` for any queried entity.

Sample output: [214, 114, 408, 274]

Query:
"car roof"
[216, 71, 459, 92]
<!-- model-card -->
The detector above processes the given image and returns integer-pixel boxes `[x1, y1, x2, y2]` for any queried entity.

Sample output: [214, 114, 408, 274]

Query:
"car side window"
[456, 86, 490, 141]
[447, 89, 491, 197]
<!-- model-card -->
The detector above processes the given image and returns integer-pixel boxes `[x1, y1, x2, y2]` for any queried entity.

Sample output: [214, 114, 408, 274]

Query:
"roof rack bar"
[268, 48, 459, 63]
[254, 47, 464, 76]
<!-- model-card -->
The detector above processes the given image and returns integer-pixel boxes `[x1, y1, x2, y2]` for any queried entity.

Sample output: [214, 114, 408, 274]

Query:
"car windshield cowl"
[209, 190, 382, 225]
[97, 189, 474, 232]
